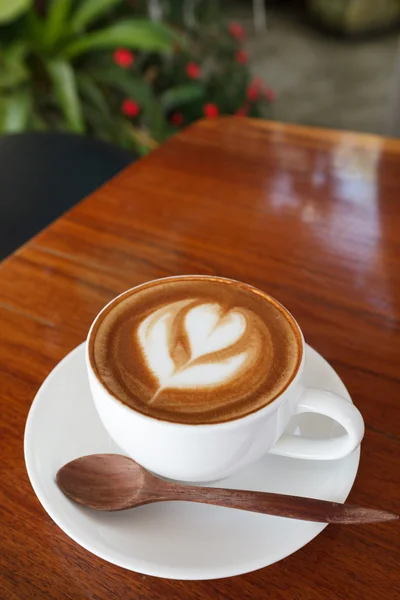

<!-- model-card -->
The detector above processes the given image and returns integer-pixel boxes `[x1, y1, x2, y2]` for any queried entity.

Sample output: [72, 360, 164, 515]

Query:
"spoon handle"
[164, 485, 398, 524]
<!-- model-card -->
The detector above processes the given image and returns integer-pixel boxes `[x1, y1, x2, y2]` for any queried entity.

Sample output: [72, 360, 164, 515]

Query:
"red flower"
[203, 103, 219, 119]
[121, 99, 140, 118]
[235, 49, 248, 65]
[171, 112, 184, 126]
[265, 87, 276, 102]
[247, 79, 262, 101]
[229, 22, 246, 40]
[235, 105, 248, 117]
[113, 48, 134, 68]
[186, 62, 201, 79]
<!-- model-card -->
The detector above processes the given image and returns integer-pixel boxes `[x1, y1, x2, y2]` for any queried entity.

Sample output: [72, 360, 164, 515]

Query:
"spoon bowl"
[57, 454, 159, 511]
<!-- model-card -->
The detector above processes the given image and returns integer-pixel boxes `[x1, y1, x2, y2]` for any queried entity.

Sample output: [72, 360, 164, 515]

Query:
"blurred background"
[1, 0, 400, 258]
[2, 0, 400, 152]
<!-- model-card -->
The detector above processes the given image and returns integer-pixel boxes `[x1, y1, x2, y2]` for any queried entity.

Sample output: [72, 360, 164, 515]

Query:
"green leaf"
[26, 9, 46, 48]
[92, 68, 154, 105]
[0, 88, 31, 132]
[45, 59, 85, 132]
[2, 40, 28, 62]
[0, 63, 29, 90]
[0, 41, 29, 90]
[0, 0, 31, 23]
[77, 73, 111, 121]
[83, 106, 114, 142]
[43, 0, 73, 51]
[30, 111, 48, 131]
[91, 67, 167, 139]
[63, 20, 183, 58]
[71, 0, 125, 33]
[160, 83, 204, 111]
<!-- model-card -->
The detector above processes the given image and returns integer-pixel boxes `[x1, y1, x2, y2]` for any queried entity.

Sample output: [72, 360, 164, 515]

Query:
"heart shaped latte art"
[137, 299, 258, 403]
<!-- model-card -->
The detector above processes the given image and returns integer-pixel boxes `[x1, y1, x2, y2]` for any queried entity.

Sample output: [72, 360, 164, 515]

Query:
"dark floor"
[231, 4, 399, 135]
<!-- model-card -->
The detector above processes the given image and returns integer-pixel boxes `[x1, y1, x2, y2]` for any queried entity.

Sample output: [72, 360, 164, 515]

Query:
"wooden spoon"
[56, 454, 398, 524]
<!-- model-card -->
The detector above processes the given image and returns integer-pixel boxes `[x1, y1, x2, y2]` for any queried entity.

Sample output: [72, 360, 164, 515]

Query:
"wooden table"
[1, 118, 399, 599]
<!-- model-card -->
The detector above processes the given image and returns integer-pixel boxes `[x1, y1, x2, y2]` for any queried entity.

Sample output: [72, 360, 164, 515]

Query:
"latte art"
[138, 300, 267, 401]
[89, 276, 301, 424]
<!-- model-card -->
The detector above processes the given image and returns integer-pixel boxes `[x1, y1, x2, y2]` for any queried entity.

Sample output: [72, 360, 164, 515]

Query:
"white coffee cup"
[86, 278, 364, 482]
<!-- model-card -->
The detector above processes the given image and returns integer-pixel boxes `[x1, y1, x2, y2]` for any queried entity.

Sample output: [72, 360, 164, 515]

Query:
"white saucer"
[24, 344, 360, 580]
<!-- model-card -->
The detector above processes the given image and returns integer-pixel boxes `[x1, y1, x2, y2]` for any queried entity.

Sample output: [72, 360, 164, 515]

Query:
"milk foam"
[138, 300, 248, 400]
[90, 276, 301, 424]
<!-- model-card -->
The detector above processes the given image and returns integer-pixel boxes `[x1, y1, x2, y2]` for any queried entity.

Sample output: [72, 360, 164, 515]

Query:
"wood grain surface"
[0, 117, 399, 599]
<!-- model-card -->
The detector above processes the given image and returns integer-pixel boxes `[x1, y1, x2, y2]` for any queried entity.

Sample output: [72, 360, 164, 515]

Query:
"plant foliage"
[0, 0, 274, 153]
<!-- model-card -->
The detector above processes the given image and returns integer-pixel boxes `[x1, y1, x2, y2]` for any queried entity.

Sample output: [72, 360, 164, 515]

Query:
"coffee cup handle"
[269, 389, 365, 460]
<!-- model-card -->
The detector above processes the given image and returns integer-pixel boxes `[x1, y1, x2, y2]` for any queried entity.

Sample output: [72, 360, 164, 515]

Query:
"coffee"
[89, 276, 302, 424]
